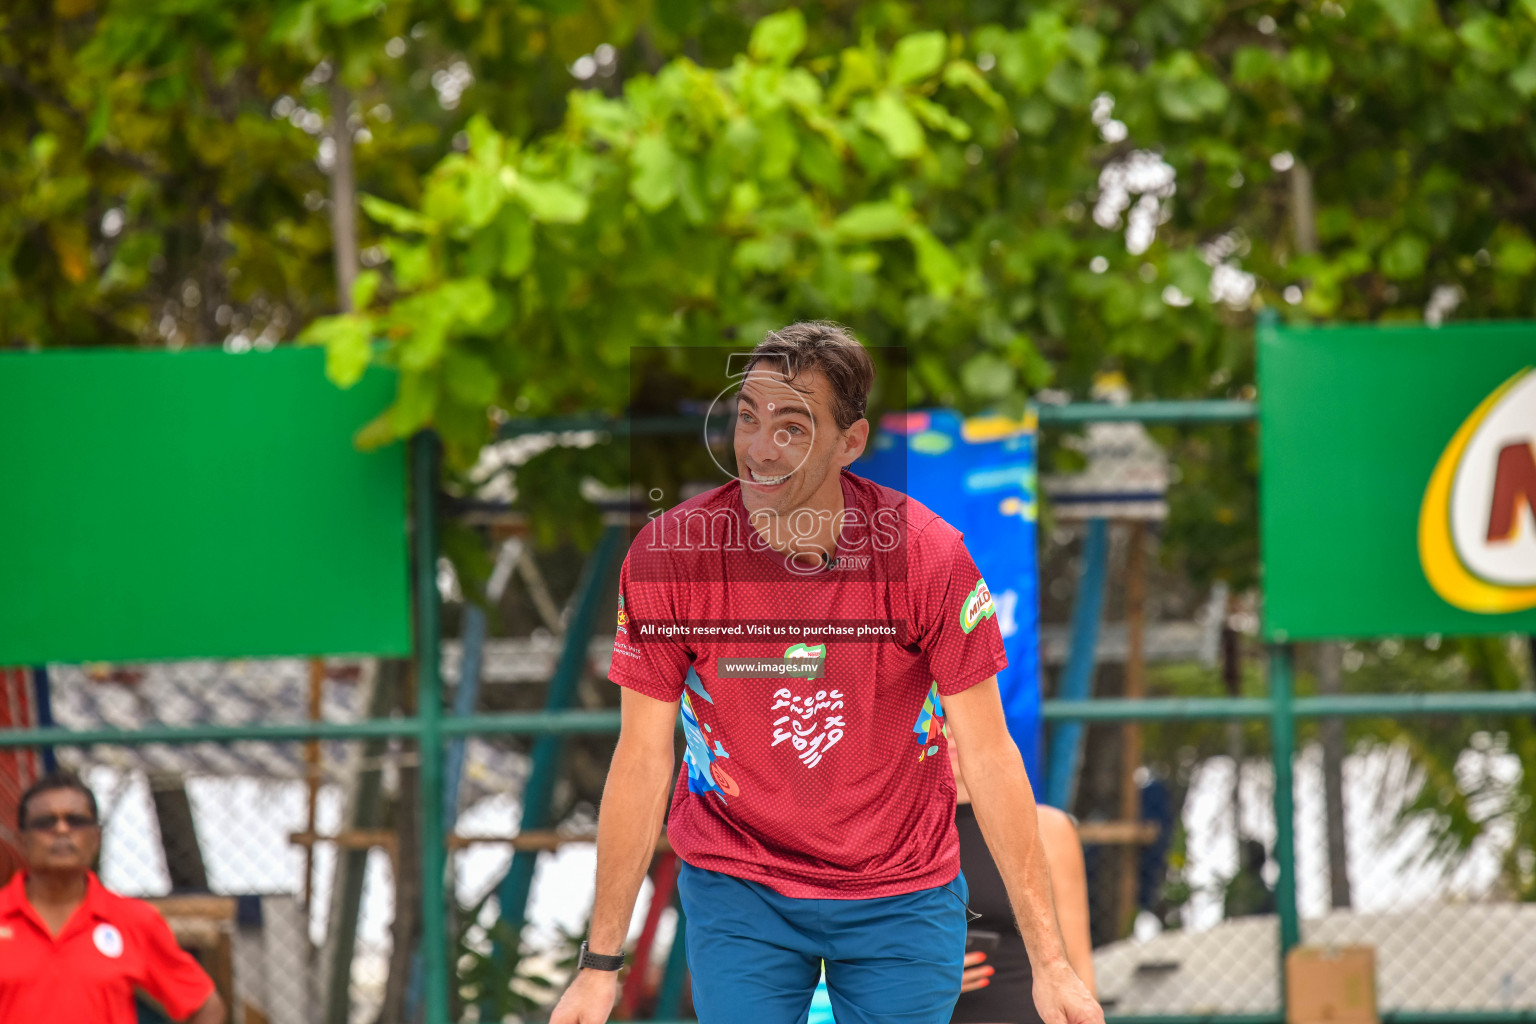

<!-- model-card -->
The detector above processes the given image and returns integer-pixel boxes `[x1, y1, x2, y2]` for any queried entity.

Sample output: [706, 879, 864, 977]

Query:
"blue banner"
[854, 410, 1043, 788]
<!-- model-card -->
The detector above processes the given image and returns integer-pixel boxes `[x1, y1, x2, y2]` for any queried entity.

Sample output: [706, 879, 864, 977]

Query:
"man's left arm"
[943, 677, 1104, 1024]
[133, 906, 225, 1024]
[184, 992, 227, 1024]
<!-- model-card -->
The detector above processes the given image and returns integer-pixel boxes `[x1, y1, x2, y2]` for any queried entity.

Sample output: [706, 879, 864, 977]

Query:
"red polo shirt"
[0, 872, 215, 1024]
[612, 471, 1008, 898]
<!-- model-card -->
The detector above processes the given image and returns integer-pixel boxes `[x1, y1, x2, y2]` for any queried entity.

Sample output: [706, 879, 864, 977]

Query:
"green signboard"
[1261, 321, 1536, 641]
[0, 347, 411, 663]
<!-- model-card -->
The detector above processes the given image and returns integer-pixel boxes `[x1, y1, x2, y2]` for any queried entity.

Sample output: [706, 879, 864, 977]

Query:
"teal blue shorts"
[677, 861, 969, 1024]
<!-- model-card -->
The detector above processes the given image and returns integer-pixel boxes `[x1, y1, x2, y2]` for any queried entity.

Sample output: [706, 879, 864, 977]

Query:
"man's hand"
[959, 950, 995, 994]
[550, 968, 619, 1024]
[1033, 959, 1104, 1024]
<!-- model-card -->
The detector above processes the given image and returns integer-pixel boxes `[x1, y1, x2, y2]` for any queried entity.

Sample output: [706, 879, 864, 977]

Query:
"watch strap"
[578, 941, 625, 972]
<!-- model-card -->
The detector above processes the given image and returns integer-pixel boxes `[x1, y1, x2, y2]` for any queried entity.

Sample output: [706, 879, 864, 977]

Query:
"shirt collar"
[0, 871, 107, 941]
[0, 872, 25, 918]
[81, 872, 108, 917]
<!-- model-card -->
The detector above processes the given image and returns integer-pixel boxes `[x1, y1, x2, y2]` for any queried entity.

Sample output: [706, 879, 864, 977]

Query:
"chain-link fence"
[7, 644, 1535, 1023]
[1066, 643, 1536, 1023]
[1288, 707, 1536, 1017]
[3, 659, 409, 1024]
[1084, 717, 1283, 1017]
[0, 642, 640, 1024]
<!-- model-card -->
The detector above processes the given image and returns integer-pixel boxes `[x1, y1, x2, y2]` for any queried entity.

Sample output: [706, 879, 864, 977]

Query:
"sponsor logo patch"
[93, 922, 124, 959]
[960, 579, 996, 634]
[782, 642, 827, 673]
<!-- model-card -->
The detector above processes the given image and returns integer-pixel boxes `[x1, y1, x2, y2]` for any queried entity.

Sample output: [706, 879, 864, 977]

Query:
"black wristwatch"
[578, 941, 626, 972]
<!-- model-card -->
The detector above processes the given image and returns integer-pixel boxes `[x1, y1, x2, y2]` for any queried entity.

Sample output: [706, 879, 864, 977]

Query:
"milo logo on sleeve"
[960, 579, 996, 634]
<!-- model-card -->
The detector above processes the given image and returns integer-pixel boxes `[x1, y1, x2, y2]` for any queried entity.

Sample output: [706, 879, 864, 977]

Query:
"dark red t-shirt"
[611, 469, 1008, 898]
[0, 872, 216, 1024]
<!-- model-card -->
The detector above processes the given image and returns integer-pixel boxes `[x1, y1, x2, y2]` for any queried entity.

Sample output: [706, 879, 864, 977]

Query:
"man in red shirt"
[0, 771, 225, 1024]
[552, 324, 1102, 1024]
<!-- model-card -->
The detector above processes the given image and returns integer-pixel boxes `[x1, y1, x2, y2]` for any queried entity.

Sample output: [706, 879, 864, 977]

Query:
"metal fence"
[1061, 673, 1536, 1024]
[2, 424, 1534, 1024]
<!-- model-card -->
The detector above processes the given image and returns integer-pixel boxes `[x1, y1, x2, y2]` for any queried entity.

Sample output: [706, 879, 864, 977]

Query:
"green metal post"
[1268, 644, 1300, 1008]
[414, 433, 449, 1024]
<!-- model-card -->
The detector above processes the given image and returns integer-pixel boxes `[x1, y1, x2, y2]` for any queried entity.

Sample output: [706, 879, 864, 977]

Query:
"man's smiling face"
[732, 364, 845, 519]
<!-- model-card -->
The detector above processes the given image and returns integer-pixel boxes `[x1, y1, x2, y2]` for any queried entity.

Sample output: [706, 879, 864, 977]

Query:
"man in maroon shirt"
[552, 324, 1102, 1024]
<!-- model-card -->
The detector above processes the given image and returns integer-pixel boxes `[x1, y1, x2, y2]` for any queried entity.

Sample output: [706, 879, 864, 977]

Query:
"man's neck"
[26, 870, 88, 909]
[751, 472, 847, 558]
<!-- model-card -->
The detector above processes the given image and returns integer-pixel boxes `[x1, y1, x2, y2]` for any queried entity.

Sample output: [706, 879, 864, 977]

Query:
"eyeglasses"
[22, 814, 99, 832]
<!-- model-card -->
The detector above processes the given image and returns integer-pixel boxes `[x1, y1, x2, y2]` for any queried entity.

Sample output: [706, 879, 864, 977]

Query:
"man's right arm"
[550, 685, 679, 1024]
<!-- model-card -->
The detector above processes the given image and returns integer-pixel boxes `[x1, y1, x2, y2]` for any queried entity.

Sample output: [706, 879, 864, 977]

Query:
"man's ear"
[837, 418, 870, 468]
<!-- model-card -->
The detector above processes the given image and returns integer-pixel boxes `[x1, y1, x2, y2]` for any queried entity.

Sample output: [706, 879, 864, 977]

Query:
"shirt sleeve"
[608, 544, 692, 703]
[134, 906, 217, 1021]
[911, 524, 1009, 697]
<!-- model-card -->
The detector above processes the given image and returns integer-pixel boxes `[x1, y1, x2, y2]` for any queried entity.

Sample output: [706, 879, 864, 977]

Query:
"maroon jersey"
[611, 469, 1008, 898]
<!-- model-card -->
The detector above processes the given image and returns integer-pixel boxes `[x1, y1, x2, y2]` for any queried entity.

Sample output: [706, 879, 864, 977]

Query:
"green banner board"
[0, 347, 411, 663]
[1261, 321, 1536, 641]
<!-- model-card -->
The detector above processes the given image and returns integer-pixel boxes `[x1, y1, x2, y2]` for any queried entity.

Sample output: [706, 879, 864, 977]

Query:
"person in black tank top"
[950, 744, 1095, 1024]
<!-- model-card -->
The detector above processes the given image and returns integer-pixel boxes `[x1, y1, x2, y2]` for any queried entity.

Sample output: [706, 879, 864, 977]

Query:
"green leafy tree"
[301, 7, 1237, 473]
[0, 0, 656, 352]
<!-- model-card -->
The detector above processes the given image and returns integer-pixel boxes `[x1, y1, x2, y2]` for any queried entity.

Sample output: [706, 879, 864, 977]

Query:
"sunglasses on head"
[23, 814, 99, 832]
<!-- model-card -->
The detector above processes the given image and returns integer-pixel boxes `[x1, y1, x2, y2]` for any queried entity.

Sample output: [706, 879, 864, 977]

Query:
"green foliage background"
[12, 0, 1536, 464]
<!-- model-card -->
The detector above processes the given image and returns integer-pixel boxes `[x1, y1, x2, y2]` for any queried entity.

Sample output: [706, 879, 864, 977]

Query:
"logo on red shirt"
[770, 648, 846, 769]
[93, 923, 124, 959]
[782, 642, 826, 675]
[960, 579, 995, 634]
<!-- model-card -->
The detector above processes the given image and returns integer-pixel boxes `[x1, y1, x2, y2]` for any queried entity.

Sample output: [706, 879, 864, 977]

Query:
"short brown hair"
[746, 322, 875, 431]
